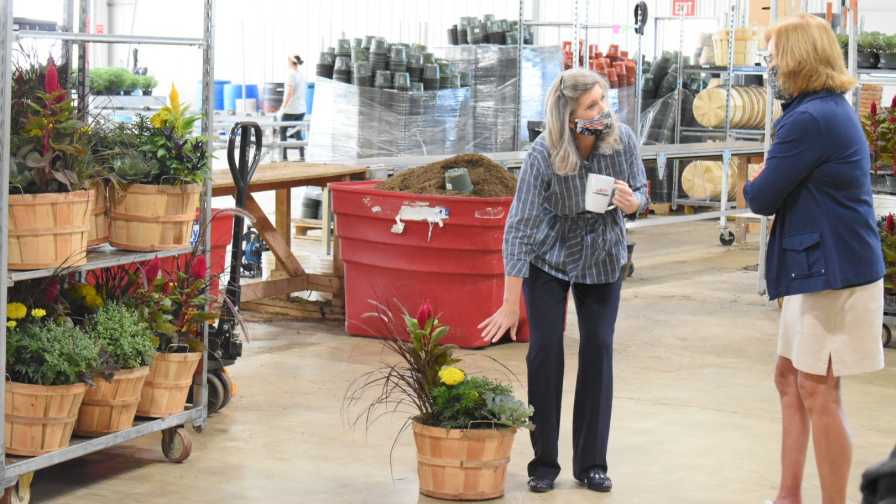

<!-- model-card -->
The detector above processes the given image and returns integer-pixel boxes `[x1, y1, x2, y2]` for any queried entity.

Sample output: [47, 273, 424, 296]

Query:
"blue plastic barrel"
[223, 83, 260, 111]
[305, 82, 315, 115]
[195, 79, 230, 111]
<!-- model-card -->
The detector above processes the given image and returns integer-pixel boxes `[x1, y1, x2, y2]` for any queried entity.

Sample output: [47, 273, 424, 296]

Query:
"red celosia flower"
[416, 302, 434, 328]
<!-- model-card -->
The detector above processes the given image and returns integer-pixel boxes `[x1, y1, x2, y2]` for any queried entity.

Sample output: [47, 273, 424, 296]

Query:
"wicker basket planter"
[5, 382, 88, 456]
[7, 190, 94, 270]
[110, 183, 200, 251]
[88, 182, 110, 248]
[412, 422, 517, 501]
[75, 366, 150, 436]
[137, 352, 201, 418]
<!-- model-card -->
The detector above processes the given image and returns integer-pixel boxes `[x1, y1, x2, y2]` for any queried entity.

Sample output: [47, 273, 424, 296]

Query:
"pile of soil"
[377, 153, 517, 198]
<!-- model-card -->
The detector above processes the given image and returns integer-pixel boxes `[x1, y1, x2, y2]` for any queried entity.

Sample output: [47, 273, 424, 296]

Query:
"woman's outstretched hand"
[478, 303, 520, 343]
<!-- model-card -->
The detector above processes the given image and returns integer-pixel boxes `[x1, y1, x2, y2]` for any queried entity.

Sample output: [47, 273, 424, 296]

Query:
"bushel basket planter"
[88, 182, 110, 248]
[5, 382, 88, 457]
[110, 183, 201, 251]
[7, 190, 94, 270]
[137, 352, 201, 418]
[413, 422, 516, 501]
[75, 366, 150, 437]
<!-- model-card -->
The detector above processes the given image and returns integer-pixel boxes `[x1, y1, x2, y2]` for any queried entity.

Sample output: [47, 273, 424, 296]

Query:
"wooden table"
[212, 162, 367, 303]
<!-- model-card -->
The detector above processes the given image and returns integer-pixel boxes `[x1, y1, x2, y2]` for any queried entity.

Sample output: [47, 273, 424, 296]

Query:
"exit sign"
[673, 0, 697, 16]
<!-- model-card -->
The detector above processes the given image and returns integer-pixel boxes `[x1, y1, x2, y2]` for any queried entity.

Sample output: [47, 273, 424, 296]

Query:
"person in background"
[478, 68, 648, 495]
[744, 15, 886, 504]
[278, 54, 307, 161]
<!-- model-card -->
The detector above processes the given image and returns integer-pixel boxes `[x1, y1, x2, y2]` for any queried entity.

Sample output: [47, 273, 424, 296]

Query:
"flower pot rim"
[6, 381, 89, 393]
[92, 366, 151, 382]
[118, 182, 202, 192]
[412, 419, 517, 435]
[9, 189, 94, 202]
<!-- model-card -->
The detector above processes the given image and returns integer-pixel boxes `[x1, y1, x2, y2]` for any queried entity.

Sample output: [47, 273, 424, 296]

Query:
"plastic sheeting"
[307, 79, 473, 161]
[438, 45, 563, 152]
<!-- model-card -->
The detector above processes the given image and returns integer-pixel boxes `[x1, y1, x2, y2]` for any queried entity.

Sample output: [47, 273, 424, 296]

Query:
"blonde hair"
[544, 69, 621, 176]
[766, 14, 856, 96]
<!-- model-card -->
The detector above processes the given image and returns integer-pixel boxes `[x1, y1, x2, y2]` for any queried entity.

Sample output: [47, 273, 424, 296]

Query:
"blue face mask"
[575, 110, 614, 137]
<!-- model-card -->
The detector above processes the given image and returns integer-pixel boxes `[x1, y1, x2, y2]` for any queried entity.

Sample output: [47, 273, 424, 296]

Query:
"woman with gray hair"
[479, 68, 648, 494]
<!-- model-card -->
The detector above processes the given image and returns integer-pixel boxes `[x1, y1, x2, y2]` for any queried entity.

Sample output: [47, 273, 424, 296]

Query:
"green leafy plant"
[879, 214, 896, 294]
[88, 302, 156, 378]
[96, 86, 207, 186]
[10, 58, 92, 193]
[431, 375, 533, 430]
[837, 33, 849, 51]
[882, 34, 896, 53]
[130, 254, 217, 353]
[137, 74, 158, 95]
[6, 319, 100, 386]
[344, 301, 532, 436]
[858, 31, 885, 52]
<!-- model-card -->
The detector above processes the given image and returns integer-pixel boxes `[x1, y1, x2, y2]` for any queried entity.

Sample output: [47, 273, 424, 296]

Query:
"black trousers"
[280, 112, 305, 160]
[523, 263, 622, 482]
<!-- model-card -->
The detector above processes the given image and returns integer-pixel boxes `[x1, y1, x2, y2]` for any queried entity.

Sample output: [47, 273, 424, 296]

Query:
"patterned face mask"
[575, 110, 614, 137]
[768, 66, 792, 103]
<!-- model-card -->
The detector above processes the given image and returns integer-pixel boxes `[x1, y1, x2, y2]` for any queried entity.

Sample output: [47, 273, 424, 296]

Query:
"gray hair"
[544, 69, 621, 175]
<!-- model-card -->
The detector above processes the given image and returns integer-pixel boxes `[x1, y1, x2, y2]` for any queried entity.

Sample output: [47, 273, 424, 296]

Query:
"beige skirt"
[779, 279, 886, 377]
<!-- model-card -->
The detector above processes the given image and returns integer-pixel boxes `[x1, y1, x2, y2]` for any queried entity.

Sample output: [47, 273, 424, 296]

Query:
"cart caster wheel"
[1, 473, 33, 504]
[884, 324, 892, 348]
[162, 428, 192, 463]
[214, 369, 234, 410]
[720, 231, 736, 246]
[207, 372, 226, 415]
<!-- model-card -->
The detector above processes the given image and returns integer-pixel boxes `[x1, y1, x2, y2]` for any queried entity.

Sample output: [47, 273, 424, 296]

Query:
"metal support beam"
[0, 0, 11, 470]
[15, 31, 206, 47]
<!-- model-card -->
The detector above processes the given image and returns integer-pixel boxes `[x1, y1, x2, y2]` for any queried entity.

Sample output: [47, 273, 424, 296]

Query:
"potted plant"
[137, 74, 158, 96]
[880, 34, 896, 69]
[344, 302, 533, 500]
[837, 33, 849, 64]
[75, 301, 156, 436]
[858, 31, 883, 69]
[87, 67, 112, 95]
[5, 309, 100, 456]
[106, 84, 207, 251]
[879, 214, 896, 307]
[131, 255, 216, 418]
[122, 72, 140, 96]
[8, 57, 95, 270]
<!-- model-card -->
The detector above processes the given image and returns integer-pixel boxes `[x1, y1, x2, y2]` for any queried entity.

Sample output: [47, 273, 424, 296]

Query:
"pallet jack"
[197, 121, 263, 415]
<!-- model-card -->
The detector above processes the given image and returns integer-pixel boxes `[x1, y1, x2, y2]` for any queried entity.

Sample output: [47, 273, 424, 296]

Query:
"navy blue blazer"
[744, 90, 884, 301]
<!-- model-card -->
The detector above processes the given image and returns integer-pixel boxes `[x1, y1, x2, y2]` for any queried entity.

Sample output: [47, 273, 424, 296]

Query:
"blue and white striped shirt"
[503, 123, 649, 284]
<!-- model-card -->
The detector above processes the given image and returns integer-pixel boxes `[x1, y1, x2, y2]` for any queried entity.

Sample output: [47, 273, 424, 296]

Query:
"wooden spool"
[110, 183, 200, 252]
[693, 86, 781, 130]
[75, 367, 150, 437]
[681, 160, 737, 200]
[137, 353, 201, 418]
[88, 182, 110, 248]
[7, 190, 94, 270]
[5, 382, 88, 456]
[413, 422, 516, 501]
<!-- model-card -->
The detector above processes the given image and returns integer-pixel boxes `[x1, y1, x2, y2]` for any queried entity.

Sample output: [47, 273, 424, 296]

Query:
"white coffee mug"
[585, 173, 617, 214]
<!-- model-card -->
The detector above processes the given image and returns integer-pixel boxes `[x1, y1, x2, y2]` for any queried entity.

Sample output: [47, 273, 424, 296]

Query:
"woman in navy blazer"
[745, 15, 885, 504]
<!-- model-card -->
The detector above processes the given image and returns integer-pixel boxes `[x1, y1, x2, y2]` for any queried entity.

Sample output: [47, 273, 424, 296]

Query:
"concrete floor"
[33, 221, 896, 504]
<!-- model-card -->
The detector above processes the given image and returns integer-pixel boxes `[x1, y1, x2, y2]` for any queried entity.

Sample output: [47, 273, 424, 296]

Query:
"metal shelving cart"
[0, 0, 216, 499]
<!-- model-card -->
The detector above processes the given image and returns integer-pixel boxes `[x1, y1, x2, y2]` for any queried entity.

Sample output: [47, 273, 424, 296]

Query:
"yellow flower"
[77, 284, 98, 299]
[7, 302, 27, 320]
[6, 321, 16, 330]
[85, 294, 104, 310]
[30, 308, 47, 319]
[169, 84, 180, 110]
[438, 367, 465, 386]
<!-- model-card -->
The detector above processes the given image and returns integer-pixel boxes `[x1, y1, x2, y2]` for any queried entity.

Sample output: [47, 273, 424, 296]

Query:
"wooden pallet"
[242, 296, 345, 321]
[294, 218, 323, 237]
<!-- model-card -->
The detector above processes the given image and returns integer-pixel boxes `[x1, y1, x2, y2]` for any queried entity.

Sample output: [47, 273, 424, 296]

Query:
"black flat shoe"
[527, 477, 554, 493]
[577, 468, 613, 493]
